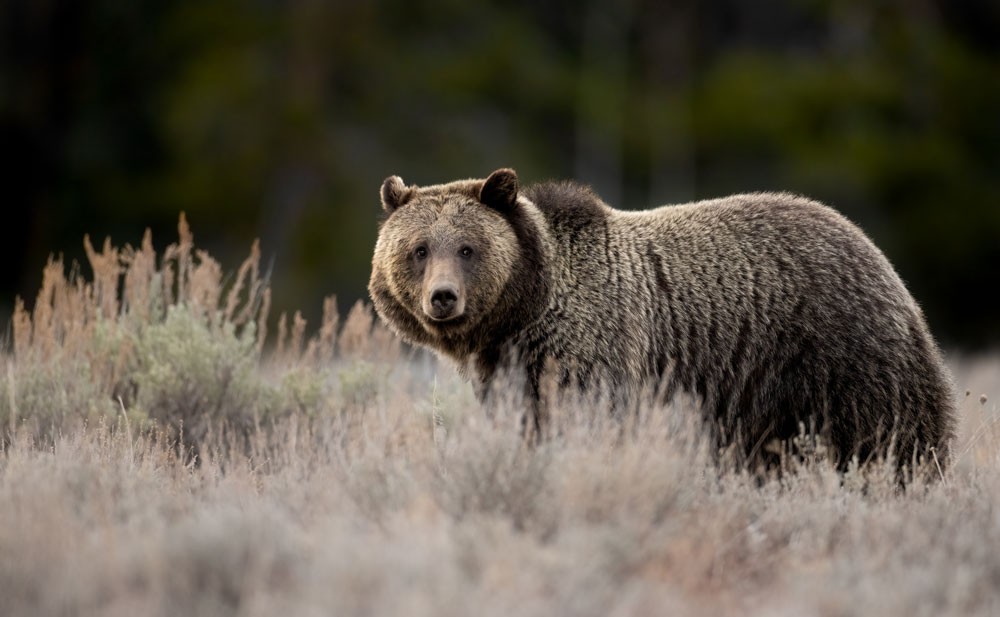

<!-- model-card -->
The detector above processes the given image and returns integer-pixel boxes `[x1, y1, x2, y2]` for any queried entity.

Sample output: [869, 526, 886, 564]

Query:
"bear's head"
[369, 168, 549, 356]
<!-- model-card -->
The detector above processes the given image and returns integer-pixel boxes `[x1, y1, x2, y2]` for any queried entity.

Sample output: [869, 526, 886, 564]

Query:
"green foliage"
[279, 366, 329, 418]
[0, 358, 112, 438]
[338, 360, 387, 410]
[130, 305, 265, 439]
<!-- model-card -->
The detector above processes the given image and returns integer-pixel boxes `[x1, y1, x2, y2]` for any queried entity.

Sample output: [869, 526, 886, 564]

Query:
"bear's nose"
[430, 286, 458, 314]
[431, 285, 458, 317]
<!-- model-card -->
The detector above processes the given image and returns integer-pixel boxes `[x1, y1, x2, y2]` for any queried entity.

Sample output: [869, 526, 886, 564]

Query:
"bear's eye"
[459, 246, 474, 258]
[414, 246, 428, 260]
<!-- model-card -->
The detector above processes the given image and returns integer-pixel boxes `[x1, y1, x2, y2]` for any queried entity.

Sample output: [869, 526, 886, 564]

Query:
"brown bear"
[369, 168, 956, 470]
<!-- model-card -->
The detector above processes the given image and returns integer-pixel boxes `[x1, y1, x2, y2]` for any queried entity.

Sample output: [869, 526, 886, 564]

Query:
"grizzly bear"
[369, 168, 955, 470]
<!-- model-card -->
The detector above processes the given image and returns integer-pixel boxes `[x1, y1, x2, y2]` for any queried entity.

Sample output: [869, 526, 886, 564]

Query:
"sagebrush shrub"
[3, 215, 399, 451]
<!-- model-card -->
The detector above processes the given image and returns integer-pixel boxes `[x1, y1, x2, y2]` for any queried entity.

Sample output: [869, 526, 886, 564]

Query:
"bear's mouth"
[422, 312, 470, 332]
[426, 312, 463, 323]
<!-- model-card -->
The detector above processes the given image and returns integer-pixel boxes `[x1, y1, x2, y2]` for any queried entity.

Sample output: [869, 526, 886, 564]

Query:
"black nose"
[431, 287, 458, 313]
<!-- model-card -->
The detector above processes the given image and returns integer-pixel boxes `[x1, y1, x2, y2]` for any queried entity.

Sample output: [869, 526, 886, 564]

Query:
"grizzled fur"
[369, 169, 956, 469]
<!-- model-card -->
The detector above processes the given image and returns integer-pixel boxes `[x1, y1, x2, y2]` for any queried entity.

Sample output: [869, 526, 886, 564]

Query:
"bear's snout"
[425, 283, 464, 321]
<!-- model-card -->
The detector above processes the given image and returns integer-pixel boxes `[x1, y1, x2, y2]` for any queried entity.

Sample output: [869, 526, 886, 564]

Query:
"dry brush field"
[1, 220, 999, 617]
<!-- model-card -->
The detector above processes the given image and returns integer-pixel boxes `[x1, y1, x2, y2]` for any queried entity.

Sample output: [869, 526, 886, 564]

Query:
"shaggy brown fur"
[369, 169, 956, 469]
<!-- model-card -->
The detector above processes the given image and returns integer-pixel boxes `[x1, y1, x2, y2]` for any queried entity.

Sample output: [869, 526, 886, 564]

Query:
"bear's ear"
[381, 176, 413, 213]
[479, 168, 518, 212]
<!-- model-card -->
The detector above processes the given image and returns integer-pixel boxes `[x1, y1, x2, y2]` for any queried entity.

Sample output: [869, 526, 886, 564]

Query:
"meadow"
[1, 219, 998, 617]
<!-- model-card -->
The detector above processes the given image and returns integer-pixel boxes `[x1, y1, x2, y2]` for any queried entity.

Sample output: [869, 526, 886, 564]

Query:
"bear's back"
[523, 187, 954, 466]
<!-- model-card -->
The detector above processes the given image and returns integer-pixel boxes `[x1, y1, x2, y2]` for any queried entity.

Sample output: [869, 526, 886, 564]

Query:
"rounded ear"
[381, 176, 412, 213]
[479, 168, 518, 212]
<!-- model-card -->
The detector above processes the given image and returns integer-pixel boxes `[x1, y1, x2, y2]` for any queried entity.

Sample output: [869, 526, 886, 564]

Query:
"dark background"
[2, 0, 998, 348]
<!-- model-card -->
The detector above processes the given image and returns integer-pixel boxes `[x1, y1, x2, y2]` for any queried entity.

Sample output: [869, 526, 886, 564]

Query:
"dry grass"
[1, 218, 999, 617]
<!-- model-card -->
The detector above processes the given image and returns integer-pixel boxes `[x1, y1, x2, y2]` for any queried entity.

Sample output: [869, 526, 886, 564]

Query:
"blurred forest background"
[1, 0, 998, 349]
